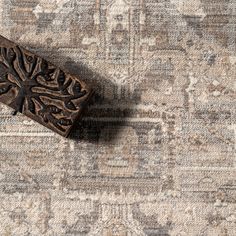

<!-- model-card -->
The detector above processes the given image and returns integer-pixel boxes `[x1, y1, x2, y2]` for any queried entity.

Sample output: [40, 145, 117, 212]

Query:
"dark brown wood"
[0, 35, 93, 137]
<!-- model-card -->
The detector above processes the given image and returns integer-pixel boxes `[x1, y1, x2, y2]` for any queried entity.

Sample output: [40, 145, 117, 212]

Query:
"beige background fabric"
[0, 0, 235, 235]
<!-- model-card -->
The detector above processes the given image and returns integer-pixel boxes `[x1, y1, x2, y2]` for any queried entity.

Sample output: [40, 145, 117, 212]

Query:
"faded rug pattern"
[0, 0, 235, 235]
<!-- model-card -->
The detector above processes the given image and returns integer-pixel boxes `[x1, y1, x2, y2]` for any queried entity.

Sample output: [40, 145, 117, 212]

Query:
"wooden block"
[0, 35, 93, 137]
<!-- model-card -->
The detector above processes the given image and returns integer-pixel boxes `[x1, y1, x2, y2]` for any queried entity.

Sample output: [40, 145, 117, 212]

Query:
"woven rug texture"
[0, 0, 235, 235]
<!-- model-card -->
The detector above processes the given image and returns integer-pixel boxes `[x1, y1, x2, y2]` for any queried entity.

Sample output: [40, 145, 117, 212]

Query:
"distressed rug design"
[0, 0, 235, 235]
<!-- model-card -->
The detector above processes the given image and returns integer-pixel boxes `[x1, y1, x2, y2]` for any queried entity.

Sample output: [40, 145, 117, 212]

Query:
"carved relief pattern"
[0, 45, 88, 134]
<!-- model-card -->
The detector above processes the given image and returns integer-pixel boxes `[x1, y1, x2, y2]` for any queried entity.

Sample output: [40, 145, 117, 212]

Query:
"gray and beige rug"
[0, 0, 235, 235]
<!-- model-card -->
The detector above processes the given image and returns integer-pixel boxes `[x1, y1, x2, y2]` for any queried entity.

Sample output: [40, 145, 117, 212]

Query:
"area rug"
[0, 0, 235, 235]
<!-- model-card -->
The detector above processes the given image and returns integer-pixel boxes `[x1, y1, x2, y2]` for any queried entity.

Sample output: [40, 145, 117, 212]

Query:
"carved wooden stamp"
[0, 35, 93, 137]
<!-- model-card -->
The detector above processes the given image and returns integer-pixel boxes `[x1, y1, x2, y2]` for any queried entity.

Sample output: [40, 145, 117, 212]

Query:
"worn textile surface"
[0, 0, 235, 235]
